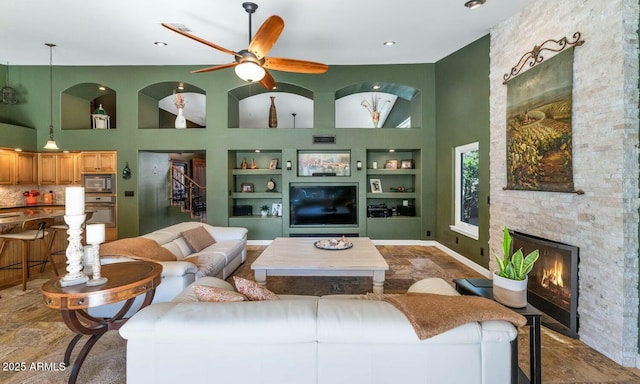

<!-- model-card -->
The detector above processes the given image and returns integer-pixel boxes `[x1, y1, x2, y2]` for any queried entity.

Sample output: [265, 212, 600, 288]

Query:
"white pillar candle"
[86, 223, 105, 244]
[65, 187, 85, 216]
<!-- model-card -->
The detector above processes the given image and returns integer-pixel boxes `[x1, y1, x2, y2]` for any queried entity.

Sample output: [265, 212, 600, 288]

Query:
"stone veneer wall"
[489, 0, 640, 366]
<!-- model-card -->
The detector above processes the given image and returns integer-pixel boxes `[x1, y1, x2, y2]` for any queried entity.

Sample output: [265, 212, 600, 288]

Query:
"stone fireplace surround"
[488, 0, 639, 367]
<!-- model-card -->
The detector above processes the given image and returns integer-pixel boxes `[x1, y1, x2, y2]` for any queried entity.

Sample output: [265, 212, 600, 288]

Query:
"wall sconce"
[286, 161, 292, 171]
[122, 162, 131, 179]
[356, 161, 362, 171]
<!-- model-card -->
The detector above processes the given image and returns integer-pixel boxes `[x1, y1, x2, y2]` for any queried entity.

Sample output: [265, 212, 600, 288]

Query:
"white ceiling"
[0, 0, 535, 67]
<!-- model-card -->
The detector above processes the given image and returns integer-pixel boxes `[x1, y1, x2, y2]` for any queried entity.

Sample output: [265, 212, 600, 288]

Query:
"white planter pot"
[493, 272, 528, 308]
[261, 210, 268, 217]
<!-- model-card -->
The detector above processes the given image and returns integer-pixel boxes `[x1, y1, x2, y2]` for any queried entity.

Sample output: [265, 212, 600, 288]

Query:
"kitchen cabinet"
[0, 150, 38, 185]
[39, 153, 81, 185]
[15, 152, 37, 184]
[80, 151, 116, 173]
[57, 153, 81, 184]
[0, 150, 15, 185]
[38, 153, 57, 185]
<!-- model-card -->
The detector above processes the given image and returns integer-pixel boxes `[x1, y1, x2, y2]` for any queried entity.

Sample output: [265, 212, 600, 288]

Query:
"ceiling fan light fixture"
[464, 0, 486, 9]
[235, 61, 265, 82]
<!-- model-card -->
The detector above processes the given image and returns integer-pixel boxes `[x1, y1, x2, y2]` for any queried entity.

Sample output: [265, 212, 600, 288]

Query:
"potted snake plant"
[493, 226, 539, 308]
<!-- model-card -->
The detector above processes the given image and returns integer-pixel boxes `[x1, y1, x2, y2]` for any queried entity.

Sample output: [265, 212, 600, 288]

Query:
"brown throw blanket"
[383, 292, 527, 340]
[100, 237, 178, 261]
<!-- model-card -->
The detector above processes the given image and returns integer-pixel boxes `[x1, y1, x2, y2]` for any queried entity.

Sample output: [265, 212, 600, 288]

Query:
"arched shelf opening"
[335, 82, 421, 128]
[228, 83, 314, 128]
[138, 82, 206, 129]
[61, 82, 116, 129]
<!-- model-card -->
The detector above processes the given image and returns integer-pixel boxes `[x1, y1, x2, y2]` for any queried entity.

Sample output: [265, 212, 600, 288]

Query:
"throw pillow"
[181, 226, 216, 253]
[193, 284, 246, 302]
[100, 237, 178, 261]
[233, 276, 279, 301]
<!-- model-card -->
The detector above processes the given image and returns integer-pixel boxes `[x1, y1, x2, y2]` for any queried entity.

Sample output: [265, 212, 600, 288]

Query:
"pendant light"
[43, 43, 59, 150]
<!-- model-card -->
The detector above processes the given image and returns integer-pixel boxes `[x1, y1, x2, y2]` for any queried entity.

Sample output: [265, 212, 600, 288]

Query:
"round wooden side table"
[42, 259, 162, 384]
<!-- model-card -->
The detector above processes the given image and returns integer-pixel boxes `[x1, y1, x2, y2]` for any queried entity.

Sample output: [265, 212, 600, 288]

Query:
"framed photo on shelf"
[271, 203, 283, 217]
[400, 159, 414, 169]
[369, 178, 383, 193]
[269, 159, 278, 170]
[384, 160, 398, 169]
[240, 183, 254, 192]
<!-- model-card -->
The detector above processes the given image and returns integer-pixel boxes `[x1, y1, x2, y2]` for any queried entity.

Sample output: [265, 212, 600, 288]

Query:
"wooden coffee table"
[251, 237, 389, 294]
[42, 259, 162, 384]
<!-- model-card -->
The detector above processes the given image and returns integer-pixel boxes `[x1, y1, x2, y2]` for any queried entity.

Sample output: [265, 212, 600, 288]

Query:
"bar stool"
[0, 217, 57, 290]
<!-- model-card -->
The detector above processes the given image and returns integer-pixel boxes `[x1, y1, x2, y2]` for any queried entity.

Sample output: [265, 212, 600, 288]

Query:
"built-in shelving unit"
[365, 149, 421, 239]
[228, 150, 283, 239]
[138, 82, 206, 129]
[61, 82, 116, 129]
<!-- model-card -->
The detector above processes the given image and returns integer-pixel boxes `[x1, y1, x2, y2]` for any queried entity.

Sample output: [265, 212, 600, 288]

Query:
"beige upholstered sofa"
[121, 277, 522, 384]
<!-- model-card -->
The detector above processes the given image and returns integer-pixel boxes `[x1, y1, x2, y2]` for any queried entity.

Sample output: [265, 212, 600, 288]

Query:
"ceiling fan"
[162, 2, 328, 89]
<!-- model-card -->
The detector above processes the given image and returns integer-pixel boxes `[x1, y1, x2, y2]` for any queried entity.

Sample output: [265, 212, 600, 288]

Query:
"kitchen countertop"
[0, 202, 66, 210]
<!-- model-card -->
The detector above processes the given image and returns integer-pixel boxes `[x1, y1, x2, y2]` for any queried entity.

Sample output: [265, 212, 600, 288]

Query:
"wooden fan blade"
[191, 62, 238, 74]
[248, 15, 284, 60]
[263, 57, 329, 74]
[259, 70, 277, 90]
[161, 23, 241, 58]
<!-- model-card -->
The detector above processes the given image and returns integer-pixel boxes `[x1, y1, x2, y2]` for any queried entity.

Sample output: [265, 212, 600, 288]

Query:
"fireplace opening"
[511, 231, 579, 338]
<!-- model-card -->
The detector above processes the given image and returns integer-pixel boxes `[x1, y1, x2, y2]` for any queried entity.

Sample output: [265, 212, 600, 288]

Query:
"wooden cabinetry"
[57, 153, 81, 184]
[0, 150, 15, 185]
[15, 152, 37, 184]
[0, 150, 38, 185]
[39, 153, 81, 185]
[38, 153, 57, 185]
[80, 151, 116, 173]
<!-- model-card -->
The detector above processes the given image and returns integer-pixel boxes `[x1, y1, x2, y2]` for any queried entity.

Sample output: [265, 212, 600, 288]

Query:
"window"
[450, 142, 479, 240]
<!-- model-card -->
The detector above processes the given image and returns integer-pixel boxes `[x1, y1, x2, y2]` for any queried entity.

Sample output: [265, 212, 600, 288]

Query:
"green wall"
[0, 63, 437, 239]
[435, 35, 491, 268]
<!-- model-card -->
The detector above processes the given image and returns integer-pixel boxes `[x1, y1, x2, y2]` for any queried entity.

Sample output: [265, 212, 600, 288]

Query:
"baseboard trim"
[247, 239, 490, 278]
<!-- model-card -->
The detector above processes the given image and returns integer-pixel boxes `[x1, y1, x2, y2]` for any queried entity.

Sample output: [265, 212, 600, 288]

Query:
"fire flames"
[541, 259, 564, 289]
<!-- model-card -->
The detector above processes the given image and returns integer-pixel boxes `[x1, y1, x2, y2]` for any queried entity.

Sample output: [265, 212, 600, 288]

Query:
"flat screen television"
[289, 184, 357, 226]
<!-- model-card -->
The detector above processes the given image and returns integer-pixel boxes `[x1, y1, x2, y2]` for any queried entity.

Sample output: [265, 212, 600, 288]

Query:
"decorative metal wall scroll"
[504, 32, 585, 194]
[503, 32, 584, 84]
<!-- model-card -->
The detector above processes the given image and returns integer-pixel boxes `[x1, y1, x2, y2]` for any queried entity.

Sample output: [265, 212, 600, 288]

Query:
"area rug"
[0, 245, 454, 384]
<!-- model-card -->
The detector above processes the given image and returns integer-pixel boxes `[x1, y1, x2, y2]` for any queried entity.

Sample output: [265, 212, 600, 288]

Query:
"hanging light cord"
[47, 43, 55, 138]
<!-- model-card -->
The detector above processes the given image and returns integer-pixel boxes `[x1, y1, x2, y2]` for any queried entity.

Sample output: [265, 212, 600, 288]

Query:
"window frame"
[450, 142, 479, 240]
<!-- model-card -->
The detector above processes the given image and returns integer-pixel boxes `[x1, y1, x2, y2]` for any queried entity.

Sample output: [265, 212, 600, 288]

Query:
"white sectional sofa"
[91, 222, 247, 317]
[120, 277, 520, 384]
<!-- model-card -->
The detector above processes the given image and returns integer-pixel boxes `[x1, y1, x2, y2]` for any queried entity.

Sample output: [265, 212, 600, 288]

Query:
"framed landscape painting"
[505, 48, 575, 192]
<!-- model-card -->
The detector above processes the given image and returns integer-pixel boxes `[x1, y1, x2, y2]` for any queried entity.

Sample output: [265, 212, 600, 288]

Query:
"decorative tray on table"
[314, 237, 353, 250]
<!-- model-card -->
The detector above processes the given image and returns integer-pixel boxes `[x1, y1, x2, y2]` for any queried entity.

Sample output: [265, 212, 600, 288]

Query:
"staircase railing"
[170, 166, 206, 217]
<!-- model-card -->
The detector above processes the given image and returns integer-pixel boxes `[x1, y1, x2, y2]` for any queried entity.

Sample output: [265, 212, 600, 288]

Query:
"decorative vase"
[175, 108, 187, 129]
[268, 96, 278, 128]
[261, 210, 268, 217]
[493, 272, 528, 308]
[372, 111, 381, 128]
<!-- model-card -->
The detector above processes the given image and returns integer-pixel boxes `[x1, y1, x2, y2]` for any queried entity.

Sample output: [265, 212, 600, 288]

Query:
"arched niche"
[61, 82, 116, 129]
[138, 82, 206, 129]
[335, 82, 421, 128]
[228, 83, 313, 128]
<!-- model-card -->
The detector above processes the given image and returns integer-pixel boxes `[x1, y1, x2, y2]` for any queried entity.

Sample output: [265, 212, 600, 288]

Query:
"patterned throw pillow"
[233, 276, 279, 301]
[181, 226, 216, 252]
[193, 284, 246, 302]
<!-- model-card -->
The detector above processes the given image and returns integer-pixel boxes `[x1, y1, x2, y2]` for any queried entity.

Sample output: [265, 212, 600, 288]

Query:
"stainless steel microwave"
[82, 174, 114, 193]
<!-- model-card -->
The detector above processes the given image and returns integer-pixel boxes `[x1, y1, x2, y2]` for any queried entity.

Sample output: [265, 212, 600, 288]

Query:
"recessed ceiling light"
[464, 0, 486, 9]
[389, 149, 395, 153]
[98, 86, 106, 91]
[372, 85, 381, 90]
[383, 41, 396, 46]
[154, 41, 168, 46]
